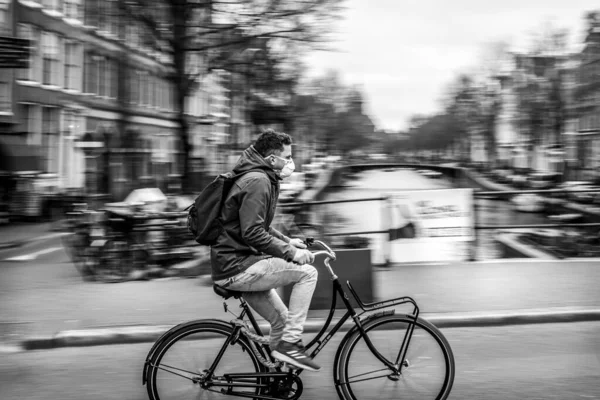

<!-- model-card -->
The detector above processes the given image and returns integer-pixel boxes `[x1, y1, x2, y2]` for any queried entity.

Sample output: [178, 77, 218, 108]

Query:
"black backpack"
[186, 169, 264, 246]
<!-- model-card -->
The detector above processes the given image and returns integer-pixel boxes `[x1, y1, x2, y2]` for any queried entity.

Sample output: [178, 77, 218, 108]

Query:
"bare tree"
[444, 73, 500, 166]
[512, 23, 569, 169]
[119, 0, 345, 190]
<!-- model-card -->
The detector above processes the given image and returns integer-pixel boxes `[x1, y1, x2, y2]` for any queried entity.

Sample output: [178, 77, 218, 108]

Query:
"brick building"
[0, 0, 187, 200]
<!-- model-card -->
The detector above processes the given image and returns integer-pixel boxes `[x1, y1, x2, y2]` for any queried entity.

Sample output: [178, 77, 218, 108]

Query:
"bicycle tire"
[334, 314, 455, 400]
[145, 320, 266, 400]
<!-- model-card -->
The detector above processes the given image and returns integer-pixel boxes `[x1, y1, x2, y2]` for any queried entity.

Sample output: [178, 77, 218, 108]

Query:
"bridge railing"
[278, 186, 600, 263]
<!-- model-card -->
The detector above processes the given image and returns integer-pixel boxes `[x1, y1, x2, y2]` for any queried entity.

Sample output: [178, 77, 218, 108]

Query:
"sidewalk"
[2, 258, 599, 351]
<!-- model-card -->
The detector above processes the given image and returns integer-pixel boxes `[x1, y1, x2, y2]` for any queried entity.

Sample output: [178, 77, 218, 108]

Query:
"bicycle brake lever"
[304, 237, 315, 247]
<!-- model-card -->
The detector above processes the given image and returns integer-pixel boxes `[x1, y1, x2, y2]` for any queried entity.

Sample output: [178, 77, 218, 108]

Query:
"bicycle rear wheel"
[145, 320, 265, 400]
[334, 314, 455, 400]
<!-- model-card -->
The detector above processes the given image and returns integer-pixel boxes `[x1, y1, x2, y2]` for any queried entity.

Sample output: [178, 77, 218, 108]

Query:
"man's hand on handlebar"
[292, 249, 315, 265]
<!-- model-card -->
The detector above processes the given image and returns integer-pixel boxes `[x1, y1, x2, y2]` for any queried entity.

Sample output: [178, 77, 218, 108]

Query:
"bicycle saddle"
[213, 284, 242, 300]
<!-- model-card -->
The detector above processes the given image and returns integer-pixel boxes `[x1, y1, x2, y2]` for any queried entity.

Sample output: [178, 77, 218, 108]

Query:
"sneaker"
[271, 340, 321, 372]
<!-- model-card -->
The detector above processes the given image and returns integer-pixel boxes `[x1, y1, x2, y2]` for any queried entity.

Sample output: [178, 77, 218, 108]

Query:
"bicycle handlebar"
[308, 239, 336, 261]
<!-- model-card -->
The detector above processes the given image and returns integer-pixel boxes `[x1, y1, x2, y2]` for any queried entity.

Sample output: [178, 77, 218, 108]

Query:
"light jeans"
[213, 258, 318, 348]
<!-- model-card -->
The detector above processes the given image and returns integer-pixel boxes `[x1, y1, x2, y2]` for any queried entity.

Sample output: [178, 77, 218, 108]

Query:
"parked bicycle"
[142, 239, 455, 400]
[61, 204, 105, 281]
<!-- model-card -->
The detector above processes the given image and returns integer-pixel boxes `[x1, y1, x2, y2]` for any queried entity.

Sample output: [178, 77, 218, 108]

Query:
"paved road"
[1, 322, 598, 400]
[1, 237, 600, 340]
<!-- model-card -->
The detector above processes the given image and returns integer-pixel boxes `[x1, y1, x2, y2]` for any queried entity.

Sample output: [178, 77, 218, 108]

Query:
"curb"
[15, 308, 600, 351]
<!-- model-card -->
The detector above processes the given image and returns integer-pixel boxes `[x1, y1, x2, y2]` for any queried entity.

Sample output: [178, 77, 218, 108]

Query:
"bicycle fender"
[142, 319, 232, 385]
[333, 310, 396, 388]
[357, 309, 396, 334]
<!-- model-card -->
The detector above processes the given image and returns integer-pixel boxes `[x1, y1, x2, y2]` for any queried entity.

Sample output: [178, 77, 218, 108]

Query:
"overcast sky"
[303, 0, 599, 131]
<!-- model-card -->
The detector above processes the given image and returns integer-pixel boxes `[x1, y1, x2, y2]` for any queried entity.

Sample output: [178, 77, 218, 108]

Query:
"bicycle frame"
[144, 249, 424, 400]
[210, 258, 420, 379]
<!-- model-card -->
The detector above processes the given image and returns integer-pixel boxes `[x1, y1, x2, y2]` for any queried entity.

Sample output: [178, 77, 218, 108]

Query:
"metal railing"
[276, 186, 600, 262]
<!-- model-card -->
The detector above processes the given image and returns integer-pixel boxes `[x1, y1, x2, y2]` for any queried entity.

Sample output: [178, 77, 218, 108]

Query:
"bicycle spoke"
[346, 373, 394, 384]
[396, 333, 428, 366]
[347, 367, 391, 381]
[152, 363, 198, 381]
[401, 371, 435, 394]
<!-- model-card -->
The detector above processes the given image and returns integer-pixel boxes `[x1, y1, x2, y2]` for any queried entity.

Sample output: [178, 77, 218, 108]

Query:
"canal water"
[316, 168, 550, 262]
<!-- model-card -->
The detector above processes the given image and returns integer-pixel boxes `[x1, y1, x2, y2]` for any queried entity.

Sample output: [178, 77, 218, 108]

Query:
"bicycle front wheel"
[334, 314, 455, 400]
[145, 320, 265, 400]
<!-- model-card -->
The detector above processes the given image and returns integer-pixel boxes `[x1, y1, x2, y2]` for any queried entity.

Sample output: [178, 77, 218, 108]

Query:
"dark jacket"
[210, 145, 298, 280]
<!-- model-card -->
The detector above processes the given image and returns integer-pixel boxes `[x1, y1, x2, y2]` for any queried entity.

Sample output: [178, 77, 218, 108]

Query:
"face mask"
[280, 159, 295, 178]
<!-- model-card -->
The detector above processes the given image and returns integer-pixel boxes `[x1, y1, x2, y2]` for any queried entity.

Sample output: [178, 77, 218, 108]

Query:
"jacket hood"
[232, 146, 280, 183]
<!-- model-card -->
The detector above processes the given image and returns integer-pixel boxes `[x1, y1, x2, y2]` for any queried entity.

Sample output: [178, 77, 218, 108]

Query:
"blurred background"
[0, 1, 599, 399]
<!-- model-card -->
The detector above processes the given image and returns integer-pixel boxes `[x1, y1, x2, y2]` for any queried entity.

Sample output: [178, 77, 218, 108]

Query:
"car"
[529, 172, 561, 189]
[558, 181, 599, 204]
[508, 174, 529, 188]
[511, 193, 545, 213]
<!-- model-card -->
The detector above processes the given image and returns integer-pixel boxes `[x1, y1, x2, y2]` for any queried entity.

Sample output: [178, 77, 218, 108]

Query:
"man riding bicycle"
[211, 129, 320, 371]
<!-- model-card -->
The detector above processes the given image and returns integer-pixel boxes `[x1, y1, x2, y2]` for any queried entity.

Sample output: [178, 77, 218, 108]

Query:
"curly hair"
[253, 129, 292, 157]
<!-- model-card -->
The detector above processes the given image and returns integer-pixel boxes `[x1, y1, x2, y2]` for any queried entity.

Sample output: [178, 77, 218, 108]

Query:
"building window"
[42, 0, 63, 13]
[25, 104, 42, 145]
[0, 0, 9, 35]
[140, 71, 148, 106]
[42, 32, 61, 86]
[154, 77, 161, 108]
[17, 24, 42, 82]
[64, 41, 80, 91]
[83, 0, 98, 27]
[108, 0, 119, 36]
[167, 82, 174, 111]
[0, 71, 11, 112]
[97, 56, 106, 97]
[129, 69, 139, 104]
[83, 52, 94, 93]
[125, 22, 140, 48]
[83, 54, 117, 97]
[97, 0, 107, 31]
[97, 0, 118, 33]
[42, 107, 60, 173]
[157, 79, 164, 109]
[109, 59, 118, 99]
[149, 75, 155, 108]
[63, 0, 81, 20]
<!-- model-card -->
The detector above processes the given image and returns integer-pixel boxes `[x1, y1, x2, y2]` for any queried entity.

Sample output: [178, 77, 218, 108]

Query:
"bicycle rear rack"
[346, 281, 419, 318]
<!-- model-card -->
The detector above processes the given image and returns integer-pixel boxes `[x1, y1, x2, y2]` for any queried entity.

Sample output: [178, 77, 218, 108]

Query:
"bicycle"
[142, 239, 455, 400]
